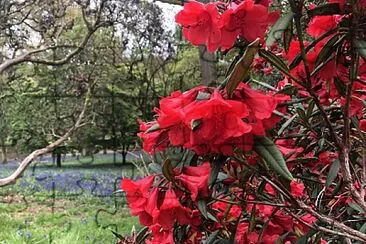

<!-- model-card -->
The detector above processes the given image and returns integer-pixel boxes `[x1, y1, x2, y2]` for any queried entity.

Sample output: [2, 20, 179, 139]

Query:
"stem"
[341, 51, 366, 212]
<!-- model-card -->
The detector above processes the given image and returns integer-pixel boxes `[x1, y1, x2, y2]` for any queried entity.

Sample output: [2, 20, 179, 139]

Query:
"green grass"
[0, 157, 141, 243]
[0, 195, 139, 244]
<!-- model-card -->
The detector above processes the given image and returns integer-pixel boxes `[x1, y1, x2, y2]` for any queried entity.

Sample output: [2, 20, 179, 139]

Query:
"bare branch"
[0, 89, 91, 187]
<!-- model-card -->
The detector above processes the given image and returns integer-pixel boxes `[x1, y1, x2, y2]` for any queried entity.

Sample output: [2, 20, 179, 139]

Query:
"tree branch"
[0, 89, 91, 187]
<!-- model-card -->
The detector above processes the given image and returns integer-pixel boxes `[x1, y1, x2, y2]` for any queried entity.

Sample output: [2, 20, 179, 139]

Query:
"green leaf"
[289, 28, 338, 69]
[359, 223, 366, 233]
[209, 158, 225, 187]
[326, 159, 340, 187]
[145, 123, 160, 133]
[296, 107, 307, 122]
[258, 49, 298, 81]
[307, 3, 340, 17]
[275, 84, 298, 95]
[162, 159, 174, 182]
[253, 136, 293, 181]
[306, 99, 315, 118]
[191, 119, 202, 131]
[334, 77, 346, 96]
[354, 39, 366, 60]
[207, 210, 219, 222]
[278, 114, 297, 135]
[314, 35, 338, 67]
[196, 91, 211, 101]
[248, 204, 256, 234]
[312, 34, 345, 76]
[206, 230, 220, 244]
[148, 163, 162, 174]
[226, 39, 260, 97]
[348, 202, 365, 213]
[283, 21, 293, 54]
[198, 198, 208, 219]
[136, 227, 149, 244]
[266, 11, 294, 47]
[110, 229, 124, 240]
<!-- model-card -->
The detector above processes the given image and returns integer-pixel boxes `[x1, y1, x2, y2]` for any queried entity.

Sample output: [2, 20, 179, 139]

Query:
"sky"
[155, 1, 182, 31]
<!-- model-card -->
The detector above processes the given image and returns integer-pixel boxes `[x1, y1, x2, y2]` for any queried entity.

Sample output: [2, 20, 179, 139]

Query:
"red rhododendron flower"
[121, 176, 154, 215]
[146, 224, 174, 244]
[307, 15, 341, 38]
[184, 90, 251, 150]
[219, 0, 277, 49]
[296, 214, 317, 233]
[175, 162, 211, 201]
[155, 188, 191, 229]
[175, 1, 221, 52]
[290, 180, 305, 198]
[360, 120, 366, 132]
[137, 120, 169, 153]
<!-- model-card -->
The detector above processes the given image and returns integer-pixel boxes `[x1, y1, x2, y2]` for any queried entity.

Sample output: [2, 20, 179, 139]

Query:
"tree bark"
[56, 153, 62, 167]
[1, 143, 7, 164]
[156, 0, 218, 85]
[198, 45, 217, 85]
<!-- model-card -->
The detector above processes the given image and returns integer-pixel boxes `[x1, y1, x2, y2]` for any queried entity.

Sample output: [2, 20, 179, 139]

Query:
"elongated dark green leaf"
[226, 39, 260, 97]
[354, 39, 366, 60]
[278, 114, 297, 135]
[162, 159, 174, 182]
[326, 159, 340, 187]
[307, 3, 340, 17]
[266, 11, 294, 47]
[145, 123, 160, 133]
[206, 230, 220, 244]
[258, 49, 298, 81]
[253, 136, 293, 180]
[334, 77, 346, 96]
[296, 108, 307, 122]
[307, 99, 315, 118]
[289, 28, 338, 69]
[248, 204, 256, 234]
[198, 198, 208, 219]
[136, 227, 149, 243]
[314, 34, 341, 68]
[209, 157, 225, 186]
[348, 202, 365, 213]
[207, 211, 219, 222]
[110, 229, 124, 240]
[359, 223, 366, 233]
[283, 21, 293, 54]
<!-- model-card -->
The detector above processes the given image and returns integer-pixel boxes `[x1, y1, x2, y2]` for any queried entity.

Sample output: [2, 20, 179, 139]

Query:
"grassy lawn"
[0, 156, 140, 244]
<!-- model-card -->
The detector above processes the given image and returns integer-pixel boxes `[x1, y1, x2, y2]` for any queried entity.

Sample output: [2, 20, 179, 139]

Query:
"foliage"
[120, 0, 366, 243]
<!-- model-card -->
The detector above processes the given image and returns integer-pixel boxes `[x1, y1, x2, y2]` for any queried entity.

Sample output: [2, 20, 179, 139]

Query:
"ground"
[0, 154, 141, 243]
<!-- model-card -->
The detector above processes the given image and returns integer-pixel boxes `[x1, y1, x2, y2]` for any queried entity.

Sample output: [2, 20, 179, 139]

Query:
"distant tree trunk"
[198, 0, 217, 85]
[56, 153, 62, 167]
[156, 0, 218, 85]
[1, 143, 7, 164]
[198, 45, 217, 85]
[121, 144, 128, 165]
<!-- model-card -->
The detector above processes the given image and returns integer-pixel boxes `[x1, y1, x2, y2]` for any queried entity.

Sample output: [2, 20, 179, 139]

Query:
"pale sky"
[155, 1, 182, 31]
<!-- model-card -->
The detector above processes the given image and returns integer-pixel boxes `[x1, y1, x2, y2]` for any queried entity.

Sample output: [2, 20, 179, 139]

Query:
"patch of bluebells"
[0, 155, 137, 200]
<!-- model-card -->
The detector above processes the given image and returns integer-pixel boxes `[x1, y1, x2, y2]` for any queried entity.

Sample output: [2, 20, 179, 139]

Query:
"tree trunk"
[156, 0, 218, 85]
[1, 144, 7, 164]
[56, 153, 62, 167]
[198, 45, 217, 85]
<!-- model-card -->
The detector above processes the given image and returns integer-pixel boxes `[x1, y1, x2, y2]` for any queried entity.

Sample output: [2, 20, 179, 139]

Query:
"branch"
[154, 0, 185, 5]
[0, 89, 91, 187]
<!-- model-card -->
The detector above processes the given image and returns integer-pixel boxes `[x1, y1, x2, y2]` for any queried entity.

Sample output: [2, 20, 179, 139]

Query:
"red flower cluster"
[138, 85, 289, 155]
[175, 0, 278, 52]
[121, 163, 211, 243]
